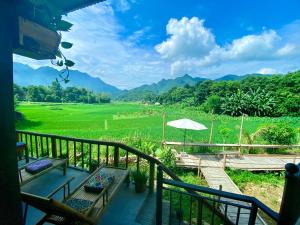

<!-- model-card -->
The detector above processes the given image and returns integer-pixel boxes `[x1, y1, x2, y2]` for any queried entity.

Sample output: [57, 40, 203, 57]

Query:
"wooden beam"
[0, 1, 23, 224]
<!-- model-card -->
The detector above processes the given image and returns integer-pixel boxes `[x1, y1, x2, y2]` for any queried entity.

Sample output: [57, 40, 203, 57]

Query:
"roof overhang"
[51, 0, 106, 14]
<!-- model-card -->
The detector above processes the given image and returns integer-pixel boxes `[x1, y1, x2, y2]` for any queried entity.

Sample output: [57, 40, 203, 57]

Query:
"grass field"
[16, 102, 300, 146]
[226, 169, 285, 212]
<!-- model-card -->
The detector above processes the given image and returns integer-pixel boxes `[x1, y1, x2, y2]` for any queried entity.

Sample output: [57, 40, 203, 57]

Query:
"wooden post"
[238, 114, 245, 153]
[197, 158, 201, 177]
[209, 119, 214, 144]
[223, 154, 227, 169]
[162, 112, 166, 147]
[113, 146, 119, 167]
[156, 165, 163, 225]
[51, 137, 57, 158]
[278, 163, 300, 225]
[149, 162, 155, 193]
[217, 185, 222, 202]
[0, 1, 23, 224]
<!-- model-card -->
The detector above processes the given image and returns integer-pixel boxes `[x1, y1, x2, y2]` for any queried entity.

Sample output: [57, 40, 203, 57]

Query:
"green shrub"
[202, 95, 222, 114]
[131, 169, 148, 184]
[160, 147, 176, 169]
[259, 123, 298, 145]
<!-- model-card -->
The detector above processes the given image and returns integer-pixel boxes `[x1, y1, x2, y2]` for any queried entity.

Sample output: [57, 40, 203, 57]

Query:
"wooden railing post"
[278, 163, 300, 225]
[156, 165, 163, 225]
[248, 203, 258, 225]
[149, 162, 155, 193]
[197, 158, 201, 177]
[114, 146, 119, 167]
[223, 154, 227, 169]
[51, 137, 57, 158]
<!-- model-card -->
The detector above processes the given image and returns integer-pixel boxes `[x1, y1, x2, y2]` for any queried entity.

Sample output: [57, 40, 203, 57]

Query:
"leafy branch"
[22, 1, 76, 83]
[51, 41, 75, 83]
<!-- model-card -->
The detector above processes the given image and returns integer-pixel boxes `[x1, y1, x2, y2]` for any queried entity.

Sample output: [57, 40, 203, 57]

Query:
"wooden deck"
[176, 153, 300, 171]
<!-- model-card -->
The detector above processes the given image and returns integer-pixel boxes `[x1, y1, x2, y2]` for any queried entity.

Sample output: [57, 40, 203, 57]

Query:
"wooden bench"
[18, 157, 67, 186]
[21, 166, 129, 225]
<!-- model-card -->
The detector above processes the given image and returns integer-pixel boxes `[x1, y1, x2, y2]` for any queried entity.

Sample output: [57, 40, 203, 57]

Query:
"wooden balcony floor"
[97, 184, 153, 225]
[20, 162, 89, 225]
[19, 159, 155, 225]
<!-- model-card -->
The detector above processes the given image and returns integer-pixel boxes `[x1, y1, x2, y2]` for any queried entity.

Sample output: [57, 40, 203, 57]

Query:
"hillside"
[116, 74, 206, 101]
[216, 73, 269, 81]
[13, 63, 121, 96]
[116, 73, 272, 101]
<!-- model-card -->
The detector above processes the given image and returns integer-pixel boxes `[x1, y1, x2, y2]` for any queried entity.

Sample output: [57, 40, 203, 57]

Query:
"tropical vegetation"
[119, 70, 300, 117]
[14, 81, 111, 104]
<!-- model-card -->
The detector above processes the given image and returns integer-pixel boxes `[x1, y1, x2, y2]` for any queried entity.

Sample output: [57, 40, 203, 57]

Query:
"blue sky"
[14, 0, 300, 89]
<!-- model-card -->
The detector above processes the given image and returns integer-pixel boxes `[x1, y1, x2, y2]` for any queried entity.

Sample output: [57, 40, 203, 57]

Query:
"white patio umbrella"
[167, 118, 208, 151]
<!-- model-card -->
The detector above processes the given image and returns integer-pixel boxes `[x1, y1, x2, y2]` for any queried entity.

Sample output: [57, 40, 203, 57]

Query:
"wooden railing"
[156, 165, 279, 225]
[16, 130, 182, 193]
[16, 130, 280, 224]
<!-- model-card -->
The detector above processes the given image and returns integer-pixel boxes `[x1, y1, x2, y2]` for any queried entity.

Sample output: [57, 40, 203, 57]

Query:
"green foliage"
[131, 169, 148, 184]
[258, 123, 298, 145]
[202, 95, 222, 114]
[221, 88, 276, 116]
[226, 168, 285, 190]
[14, 83, 111, 104]
[160, 148, 176, 169]
[218, 127, 231, 143]
[57, 20, 73, 31]
[140, 70, 300, 117]
[122, 133, 159, 156]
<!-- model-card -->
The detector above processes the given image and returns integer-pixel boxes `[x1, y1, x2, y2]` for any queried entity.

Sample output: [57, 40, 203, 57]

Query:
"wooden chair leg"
[23, 203, 28, 225]
[126, 173, 130, 187]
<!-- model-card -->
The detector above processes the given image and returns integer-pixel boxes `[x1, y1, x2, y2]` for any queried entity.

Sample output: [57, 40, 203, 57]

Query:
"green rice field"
[16, 102, 300, 145]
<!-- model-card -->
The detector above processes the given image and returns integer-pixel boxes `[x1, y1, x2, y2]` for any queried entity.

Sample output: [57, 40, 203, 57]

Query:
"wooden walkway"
[201, 167, 265, 224]
[176, 153, 300, 171]
[175, 153, 299, 224]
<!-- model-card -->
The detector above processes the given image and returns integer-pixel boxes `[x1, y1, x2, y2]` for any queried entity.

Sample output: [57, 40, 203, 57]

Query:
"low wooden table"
[18, 157, 67, 185]
[21, 166, 130, 225]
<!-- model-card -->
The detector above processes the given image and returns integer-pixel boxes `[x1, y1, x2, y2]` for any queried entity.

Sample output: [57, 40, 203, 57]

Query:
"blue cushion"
[25, 159, 53, 174]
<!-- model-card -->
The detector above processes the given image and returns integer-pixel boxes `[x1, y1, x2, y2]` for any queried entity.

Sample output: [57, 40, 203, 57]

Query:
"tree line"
[146, 70, 300, 117]
[14, 81, 111, 104]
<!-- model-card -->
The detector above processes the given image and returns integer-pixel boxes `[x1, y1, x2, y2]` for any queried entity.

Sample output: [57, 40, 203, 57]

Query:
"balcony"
[16, 130, 297, 225]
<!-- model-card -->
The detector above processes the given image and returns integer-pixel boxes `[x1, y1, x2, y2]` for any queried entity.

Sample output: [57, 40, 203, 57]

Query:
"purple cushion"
[25, 159, 53, 174]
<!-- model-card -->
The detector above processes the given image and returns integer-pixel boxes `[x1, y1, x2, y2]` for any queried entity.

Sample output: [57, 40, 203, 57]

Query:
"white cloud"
[13, 10, 300, 90]
[155, 17, 216, 59]
[257, 68, 277, 74]
[13, 2, 169, 89]
[156, 17, 300, 77]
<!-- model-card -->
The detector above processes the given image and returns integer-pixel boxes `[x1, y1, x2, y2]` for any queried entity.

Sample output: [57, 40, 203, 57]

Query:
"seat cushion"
[25, 159, 53, 174]
[65, 198, 93, 213]
[84, 170, 115, 193]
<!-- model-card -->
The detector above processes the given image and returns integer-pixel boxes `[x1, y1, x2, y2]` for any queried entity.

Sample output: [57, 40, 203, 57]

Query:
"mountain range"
[13, 62, 121, 96]
[13, 62, 270, 98]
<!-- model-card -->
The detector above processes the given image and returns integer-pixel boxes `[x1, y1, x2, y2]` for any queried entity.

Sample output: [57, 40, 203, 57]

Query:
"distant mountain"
[13, 62, 121, 96]
[116, 74, 206, 101]
[215, 74, 241, 81]
[116, 73, 274, 101]
[129, 74, 205, 94]
[216, 73, 269, 81]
